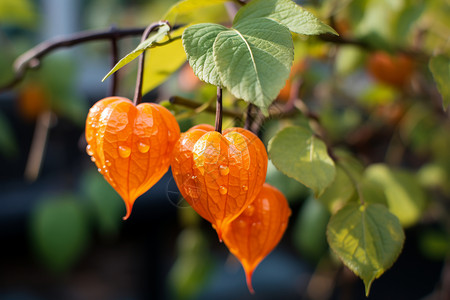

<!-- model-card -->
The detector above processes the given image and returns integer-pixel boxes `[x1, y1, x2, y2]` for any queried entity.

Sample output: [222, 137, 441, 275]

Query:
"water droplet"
[191, 175, 197, 180]
[106, 160, 112, 167]
[219, 186, 228, 195]
[119, 145, 131, 158]
[86, 131, 93, 142]
[138, 142, 149, 153]
[252, 222, 262, 229]
[242, 185, 248, 191]
[219, 165, 229, 176]
[97, 168, 102, 173]
[244, 204, 255, 216]
[238, 220, 246, 228]
[86, 145, 94, 156]
[90, 156, 96, 162]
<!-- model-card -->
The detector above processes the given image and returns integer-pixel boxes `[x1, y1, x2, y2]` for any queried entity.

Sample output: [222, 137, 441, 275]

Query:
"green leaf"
[30, 195, 90, 272]
[365, 164, 426, 227]
[429, 54, 450, 111]
[163, 0, 228, 25]
[214, 18, 294, 112]
[327, 203, 405, 296]
[168, 228, 214, 300]
[0, 109, 19, 158]
[0, 0, 37, 27]
[268, 126, 336, 197]
[233, 0, 337, 35]
[182, 17, 294, 111]
[293, 196, 330, 261]
[265, 160, 309, 204]
[102, 23, 171, 82]
[182, 23, 228, 86]
[317, 165, 355, 213]
[81, 170, 123, 238]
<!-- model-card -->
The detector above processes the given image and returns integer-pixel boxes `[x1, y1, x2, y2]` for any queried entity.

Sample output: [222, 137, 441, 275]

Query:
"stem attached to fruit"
[215, 87, 223, 133]
[109, 25, 119, 97]
[133, 22, 169, 106]
[244, 104, 254, 131]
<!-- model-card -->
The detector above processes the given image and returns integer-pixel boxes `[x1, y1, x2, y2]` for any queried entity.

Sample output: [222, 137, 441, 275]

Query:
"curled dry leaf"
[85, 97, 180, 219]
[222, 183, 291, 293]
[171, 124, 268, 240]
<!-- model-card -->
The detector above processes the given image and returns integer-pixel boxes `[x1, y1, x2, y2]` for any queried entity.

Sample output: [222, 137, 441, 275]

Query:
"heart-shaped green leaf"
[182, 23, 228, 86]
[214, 18, 293, 112]
[182, 17, 294, 112]
[327, 203, 405, 296]
[268, 126, 335, 197]
[233, 0, 337, 35]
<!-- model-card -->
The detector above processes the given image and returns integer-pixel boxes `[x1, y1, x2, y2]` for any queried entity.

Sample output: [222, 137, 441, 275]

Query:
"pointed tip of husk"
[122, 201, 133, 221]
[245, 269, 255, 294]
[212, 223, 223, 242]
[217, 229, 223, 242]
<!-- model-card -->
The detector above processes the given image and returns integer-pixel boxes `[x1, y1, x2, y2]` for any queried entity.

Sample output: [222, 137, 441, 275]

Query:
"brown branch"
[0, 26, 150, 93]
[169, 96, 242, 119]
[319, 33, 430, 61]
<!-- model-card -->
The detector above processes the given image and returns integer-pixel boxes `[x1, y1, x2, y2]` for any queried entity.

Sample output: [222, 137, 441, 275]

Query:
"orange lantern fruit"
[171, 124, 268, 240]
[85, 96, 180, 219]
[222, 183, 291, 293]
[367, 51, 414, 87]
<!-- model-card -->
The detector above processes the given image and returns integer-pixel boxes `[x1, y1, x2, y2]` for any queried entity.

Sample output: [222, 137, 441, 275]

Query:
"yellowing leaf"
[143, 26, 187, 93]
[327, 203, 405, 296]
[365, 164, 426, 227]
[163, 0, 229, 25]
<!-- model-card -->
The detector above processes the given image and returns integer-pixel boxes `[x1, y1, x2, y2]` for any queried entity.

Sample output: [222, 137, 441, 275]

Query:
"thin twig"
[109, 25, 119, 96]
[215, 87, 223, 133]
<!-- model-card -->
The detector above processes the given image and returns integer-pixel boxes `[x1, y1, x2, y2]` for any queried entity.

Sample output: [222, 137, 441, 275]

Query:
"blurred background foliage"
[0, 0, 449, 299]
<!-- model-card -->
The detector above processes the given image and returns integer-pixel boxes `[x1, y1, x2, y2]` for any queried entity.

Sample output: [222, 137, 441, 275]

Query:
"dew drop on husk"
[119, 145, 131, 158]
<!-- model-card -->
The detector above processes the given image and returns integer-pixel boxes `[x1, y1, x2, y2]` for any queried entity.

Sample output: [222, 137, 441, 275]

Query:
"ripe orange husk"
[85, 97, 180, 219]
[171, 124, 268, 240]
[367, 51, 414, 87]
[222, 183, 291, 294]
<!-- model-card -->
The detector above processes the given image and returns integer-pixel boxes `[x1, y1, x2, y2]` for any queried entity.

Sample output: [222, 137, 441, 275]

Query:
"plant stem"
[215, 87, 223, 133]
[133, 22, 169, 106]
[109, 25, 119, 97]
[169, 96, 242, 119]
[244, 104, 254, 130]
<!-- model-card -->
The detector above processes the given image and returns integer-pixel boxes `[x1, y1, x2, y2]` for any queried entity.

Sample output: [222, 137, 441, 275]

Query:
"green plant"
[2, 0, 449, 298]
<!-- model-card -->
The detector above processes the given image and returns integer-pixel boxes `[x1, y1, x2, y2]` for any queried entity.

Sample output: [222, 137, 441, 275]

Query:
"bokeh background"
[0, 0, 449, 299]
